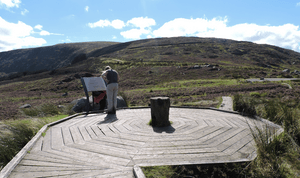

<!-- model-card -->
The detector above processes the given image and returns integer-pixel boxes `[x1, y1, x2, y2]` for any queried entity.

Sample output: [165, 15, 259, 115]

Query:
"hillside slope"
[88, 37, 300, 68]
[0, 42, 118, 77]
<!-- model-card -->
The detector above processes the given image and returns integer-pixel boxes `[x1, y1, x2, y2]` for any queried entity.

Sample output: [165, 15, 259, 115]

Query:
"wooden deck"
[5, 107, 282, 178]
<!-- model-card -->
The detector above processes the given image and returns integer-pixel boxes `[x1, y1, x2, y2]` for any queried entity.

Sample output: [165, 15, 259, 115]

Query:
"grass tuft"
[233, 94, 257, 116]
[21, 103, 75, 117]
[0, 120, 44, 169]
[0, 115, 68, 170]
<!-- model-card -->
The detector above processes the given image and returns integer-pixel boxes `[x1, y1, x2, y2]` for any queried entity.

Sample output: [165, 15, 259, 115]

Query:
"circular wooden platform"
[8, 108, 282, 178]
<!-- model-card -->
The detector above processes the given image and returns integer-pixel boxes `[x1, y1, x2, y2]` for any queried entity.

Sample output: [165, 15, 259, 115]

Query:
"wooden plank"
[69, 125, 85, 145]
[23, 152, 89, 166]
[61, 125, 74, 145]
[98, 125, 116, 136]
[90, 169, 133, 178]
[85, 125, 98, 139]
[220, 117, 239, 127]
[41, 128, 51, 151]
[70, 142, 132, 160]
[54, 145, 131, 167]
[218, 132, 253, 153]
[201, 127, 246, 145]
[89, 138, 141, 151]
[13, 165, 105, 172]
[9, 170, 97, 178]
[51, 127, 64, 150]
[29, 137, 43, 154]
[91, 125, 105, 136]
[53, 114, 85, 128]
[78, 126, 92, 141]
[64, 169, 130, 178]
[18, 159, 86, 168]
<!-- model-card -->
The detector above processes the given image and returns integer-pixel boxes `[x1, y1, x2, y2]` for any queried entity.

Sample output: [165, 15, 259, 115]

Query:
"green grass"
[180, 99, 219, 107]
[127, 79, 245, 93]
[21, 103, 75, 117]
[142, 166, 178, 178]
[0, 114, 68, 170]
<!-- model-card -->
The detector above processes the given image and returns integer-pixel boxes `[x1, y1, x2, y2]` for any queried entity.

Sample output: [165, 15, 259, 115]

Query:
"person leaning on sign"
[102, 66, 119, 115]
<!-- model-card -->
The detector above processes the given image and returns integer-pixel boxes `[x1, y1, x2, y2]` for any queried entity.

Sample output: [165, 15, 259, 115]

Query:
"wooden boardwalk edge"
[0, 113, 82, 178]
[133, 165, 146, 178]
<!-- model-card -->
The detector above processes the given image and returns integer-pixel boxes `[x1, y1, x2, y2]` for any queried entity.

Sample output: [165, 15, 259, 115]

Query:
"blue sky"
[1, 0, 300, 52]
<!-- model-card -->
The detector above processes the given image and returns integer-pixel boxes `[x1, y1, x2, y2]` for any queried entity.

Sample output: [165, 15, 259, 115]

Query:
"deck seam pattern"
[0, 108, 282, 178]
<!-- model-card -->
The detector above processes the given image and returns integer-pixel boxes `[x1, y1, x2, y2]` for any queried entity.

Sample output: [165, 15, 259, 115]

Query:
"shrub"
[233, 94, 257, 116]
[62, 103, 76, 116]
[22, 103, 63, 117]
[264, 99, 300, 147]
[40, 103, 60, 116]
[264, 99, 281, 124]
[250, 92, 261, 97]
[281, 105, 300, 146]
[21, 107, 40, 117]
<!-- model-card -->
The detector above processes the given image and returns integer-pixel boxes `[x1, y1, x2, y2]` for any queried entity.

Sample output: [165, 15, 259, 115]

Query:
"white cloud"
[0, 0, 21, 8]
[0, 17, 46, 52]
[85, 6, 89, 12]
[152, 17, 300, 52]
[199, 23, 300, 52]
[34, 24, 43, 30]
[21, 8, 28, 15]
[120, 17, 156, 39]
[88, 17, 155, 35]
[88, 19, 111, 28]
[90, 16, 300, 51]
[112, 35, 117, 39]
[111, 19, 126, 29]
[88, 19, 125, 29]
[126, 17, 156, 29]
[297, 2, 300, 6]
[59, 38, 72, 43]
[33, 24, 63, 36]
[153, 17, 227, 37]
[40, 30, 50, 36]
[121, 28, 152, 39]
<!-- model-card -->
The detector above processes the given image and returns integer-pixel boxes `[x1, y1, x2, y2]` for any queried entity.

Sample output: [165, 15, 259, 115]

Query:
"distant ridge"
[0, 42, 118, 77]
[1, 37, 300, 77]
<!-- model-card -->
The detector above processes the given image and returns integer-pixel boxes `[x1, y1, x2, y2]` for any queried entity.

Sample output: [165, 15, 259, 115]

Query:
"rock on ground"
[71, 95, 127, 113]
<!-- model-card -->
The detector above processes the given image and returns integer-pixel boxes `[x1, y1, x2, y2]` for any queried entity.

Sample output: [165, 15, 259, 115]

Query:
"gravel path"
[246, 78, 300, 82]
[219, 96, 233, 111]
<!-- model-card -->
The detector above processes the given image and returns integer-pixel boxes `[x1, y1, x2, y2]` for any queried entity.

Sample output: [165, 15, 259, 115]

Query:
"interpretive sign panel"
[82, 77, 106, 91]
[80, 77, 107, 114]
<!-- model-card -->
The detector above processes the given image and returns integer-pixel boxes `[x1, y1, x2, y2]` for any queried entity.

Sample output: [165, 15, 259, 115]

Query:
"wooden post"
[150, 97, 170, 127]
